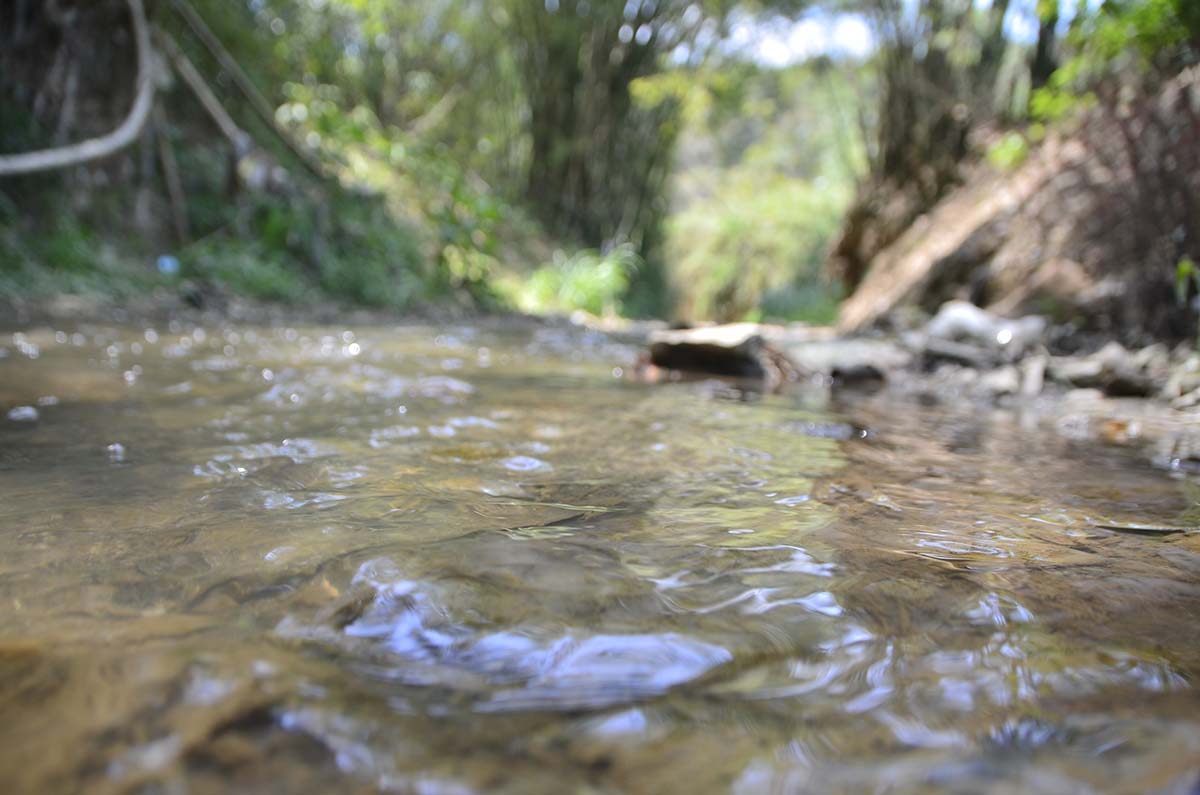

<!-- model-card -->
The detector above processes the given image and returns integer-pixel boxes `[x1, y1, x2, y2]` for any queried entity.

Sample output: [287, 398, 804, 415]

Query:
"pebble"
[6, 405, 38, 422]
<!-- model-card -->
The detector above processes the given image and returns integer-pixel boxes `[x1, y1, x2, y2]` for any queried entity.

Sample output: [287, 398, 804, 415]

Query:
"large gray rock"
[925, 300, 1047, 359]
[1047, 341, 1160, 397]
[980, 365, 1021, 397]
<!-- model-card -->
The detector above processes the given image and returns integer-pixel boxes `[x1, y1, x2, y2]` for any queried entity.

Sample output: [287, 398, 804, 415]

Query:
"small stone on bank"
[980, 366, 1020, 397]
[1020, 354, 1046, 397]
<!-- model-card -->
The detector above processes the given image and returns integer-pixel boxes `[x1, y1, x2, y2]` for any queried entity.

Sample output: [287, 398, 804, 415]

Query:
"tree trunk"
[1031, 3, 1059, 89]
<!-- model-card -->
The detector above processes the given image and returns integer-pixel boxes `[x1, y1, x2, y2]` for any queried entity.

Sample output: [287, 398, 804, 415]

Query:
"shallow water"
[1, 321, 1199, 795]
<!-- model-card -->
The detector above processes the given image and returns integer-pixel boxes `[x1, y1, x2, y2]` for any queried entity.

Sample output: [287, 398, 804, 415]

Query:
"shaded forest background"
[0, 0, 1197, 334]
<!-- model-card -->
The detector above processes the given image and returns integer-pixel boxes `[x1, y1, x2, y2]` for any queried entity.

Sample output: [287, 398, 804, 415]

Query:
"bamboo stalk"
[154, 105, 191, 244]
[167, 0, 326, 181]
[156, 29, 249, 154]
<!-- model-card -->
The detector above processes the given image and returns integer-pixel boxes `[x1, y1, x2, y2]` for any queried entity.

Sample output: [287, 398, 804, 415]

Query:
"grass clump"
[503, 244, 640, 317]
[667, 174, 847, 323]
[0, 206, 160, 300]
[181, 238, 308, 303]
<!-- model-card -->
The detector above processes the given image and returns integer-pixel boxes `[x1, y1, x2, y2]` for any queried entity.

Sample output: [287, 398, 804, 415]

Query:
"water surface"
[1, 322, 1199, 794]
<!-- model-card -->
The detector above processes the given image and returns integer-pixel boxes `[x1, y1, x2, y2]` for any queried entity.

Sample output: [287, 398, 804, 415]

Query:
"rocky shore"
[622, 301, 1200, 476]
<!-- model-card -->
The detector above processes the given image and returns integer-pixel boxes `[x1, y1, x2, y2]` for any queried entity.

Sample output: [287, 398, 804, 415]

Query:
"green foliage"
[0, 211, 160, 299]
[335, 197, 426, 304]
[668, 175, 847, 322]
[1176, 257, 1200, 345]
[10, 0, 874, 322]
[1031, 0, 1198, 121]
[758, 282, 841, 324]
[180, 192, 429, 307]
[273, 66, 522, 311]
[183, 238, 307, 303]
[664, 61, 865, 322]
[28, 217, 98, 275]
[506, 245, 641, 317]
[985, 132, 1030, 171]
[439, 245, 505, 309]
[1176, 257, 1198, 304]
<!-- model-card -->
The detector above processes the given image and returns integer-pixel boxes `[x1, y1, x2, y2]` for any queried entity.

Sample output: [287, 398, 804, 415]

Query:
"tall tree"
[1031, 0, 1059, 88]
[504, 1, 803, 313]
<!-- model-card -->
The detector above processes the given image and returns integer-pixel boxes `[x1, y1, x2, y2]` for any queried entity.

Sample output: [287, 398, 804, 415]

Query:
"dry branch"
[167, 0, 326, 180]
[154, 105, 191, 244]
[156, 29, 249, 154]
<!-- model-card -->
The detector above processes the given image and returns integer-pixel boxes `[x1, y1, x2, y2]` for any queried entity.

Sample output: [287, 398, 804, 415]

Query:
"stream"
[1, 321, 1199, 794]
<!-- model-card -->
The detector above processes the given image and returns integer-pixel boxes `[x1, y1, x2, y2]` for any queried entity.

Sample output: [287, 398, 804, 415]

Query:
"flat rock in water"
[648, 324, 773, 379]
[647, 325, 913, 389]
[1090, 521, 1198, 535]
